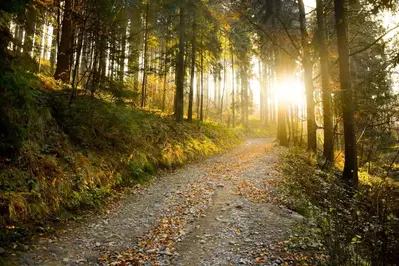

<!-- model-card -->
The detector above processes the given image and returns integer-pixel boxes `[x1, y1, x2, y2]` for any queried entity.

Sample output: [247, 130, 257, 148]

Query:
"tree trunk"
[174, 2, 185, 122]
[216, 75, 219, 110]
[259, 59, 267, 124]
[276, 51, 289, 147]
[220, 49, 227, 122]
[14, 21, 23, 52]
[188, 17, 196, 122]
[162, 39, 168, 112]
[231, 49, 236, 128]
[129, 5, 141, 93]
[316, 0, 334, 161]
[49, 23, 58, 75]
[23, 5, 36, 55]
[334, 0, 358, 187]
[98, 34, 107, 89]
[54, 0, 72, 83]
[196, 69, 200, 118]
[200, 37, 204, 121]
[70, 20, 85, 103]
[50, 0, 61, 74]
[141, 1, 150, 107]
[298, 0, 317, 152]
[240, 65, 249, 127]
[119, 12, 127, 82]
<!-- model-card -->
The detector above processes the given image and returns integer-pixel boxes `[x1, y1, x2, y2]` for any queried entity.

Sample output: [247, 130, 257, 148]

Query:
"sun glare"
[276, 78, 305, 105]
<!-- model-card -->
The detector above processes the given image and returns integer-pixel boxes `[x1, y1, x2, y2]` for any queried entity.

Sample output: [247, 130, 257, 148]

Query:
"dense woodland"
[0, 0, 399, 264]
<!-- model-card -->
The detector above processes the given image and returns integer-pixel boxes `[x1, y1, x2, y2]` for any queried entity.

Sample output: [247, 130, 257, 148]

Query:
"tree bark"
[54, 0, 72, 83]
[259, 59, 268, 124]
[200, 37, 204, 121]
[50, 22, 58, 75]
[240, 65, 249, 127]
[141, 1, 150, 107]
[231, 48, 236, 128]
[119, 11, 127, 82]
[129, 5, 141, 93]
[298, 0, 317, 152]
[23, 5, 36, 55]
[162, 39, 168, 112]
[276, 51, 289, 147]
[188, 17, 196, 122]
[334, 0, 358, 187]
[14, 20, 23, 52]
[70, 19, 86, 103]
[174, 2, 185, 122]
[316, 0, 334, 161]
[220, 48, 227, 122]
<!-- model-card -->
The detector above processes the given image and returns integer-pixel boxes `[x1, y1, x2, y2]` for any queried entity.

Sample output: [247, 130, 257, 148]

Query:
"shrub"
[280, 150, 399, 265]
[0, 86, 242, 229]
[0, 63, 41, 155]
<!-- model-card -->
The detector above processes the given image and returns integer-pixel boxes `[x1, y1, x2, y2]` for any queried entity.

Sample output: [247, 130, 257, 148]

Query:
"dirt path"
[6, 139, 302, 266]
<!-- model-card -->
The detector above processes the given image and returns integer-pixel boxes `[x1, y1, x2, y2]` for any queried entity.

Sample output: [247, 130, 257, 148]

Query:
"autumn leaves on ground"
[3, 139, 316, 266]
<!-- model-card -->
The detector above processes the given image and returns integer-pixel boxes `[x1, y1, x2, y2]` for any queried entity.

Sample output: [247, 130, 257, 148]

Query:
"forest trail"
[7, 139, 303, 266]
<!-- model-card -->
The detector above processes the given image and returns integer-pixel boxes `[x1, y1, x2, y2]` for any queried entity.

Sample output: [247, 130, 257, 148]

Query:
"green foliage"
[0, 84, 242, 233]
[0, 0, 31, 14]
[100, 79, 140, 103]
[280, 150, 399, 265]
[0, 62, 41, 155]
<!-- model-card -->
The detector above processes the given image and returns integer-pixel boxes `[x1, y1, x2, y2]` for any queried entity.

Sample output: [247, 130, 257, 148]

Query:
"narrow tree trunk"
[99, 35, 107, 89]
[231, 48, 235, 128]
[287, 106, 293, 143]
[276, 51, 289, 147]
[50, 0, 61, 74]
[162, 40, 168, 112]
[119, 13, 127, 82]
[50, 23, 58, 74]
[174, 2, 185, 122]
[188, 17, 196, 122]
[240, 65, 249, 127]
[269, 60, 275, 123]
[316, 0, 334, 161]
[200, 38, 204, 121]
[216, 71, 220, 111]
[70, 20, 85, 103]
[141, 1, 150, 107]
[24, 5, 36, 55]
[298, 0, 317, 152]
[54, 0, 72, 83]
[14, 22, 23, 52]
[220, 49, 227, 122]
[259, 59, 264, 123]
[80, 30, 91, 84]
[129, 6, 141, 93]
[109, 32, 115, 80]
[334, 0, 358, 187]
[196, 70, 200, 118]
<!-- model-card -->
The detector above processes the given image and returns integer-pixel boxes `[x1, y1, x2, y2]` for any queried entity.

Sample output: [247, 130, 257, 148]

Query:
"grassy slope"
[0, 80, 244, 238]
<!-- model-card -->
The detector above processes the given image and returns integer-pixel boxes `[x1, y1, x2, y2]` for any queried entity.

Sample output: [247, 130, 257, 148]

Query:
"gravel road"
[5, 139, 303, 266]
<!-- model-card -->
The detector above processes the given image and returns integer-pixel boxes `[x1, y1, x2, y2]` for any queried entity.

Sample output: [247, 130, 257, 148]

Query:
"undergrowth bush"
[0, 82, 242, 239]
[280, 150, 399, 265]
[0, 62, 41, 155]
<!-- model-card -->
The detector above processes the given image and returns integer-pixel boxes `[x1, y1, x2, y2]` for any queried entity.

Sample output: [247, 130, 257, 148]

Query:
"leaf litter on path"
[7, 139, 320, 266]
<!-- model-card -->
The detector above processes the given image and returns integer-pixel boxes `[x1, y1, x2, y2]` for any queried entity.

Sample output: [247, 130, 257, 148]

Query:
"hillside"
[0, 73, 248, 239]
